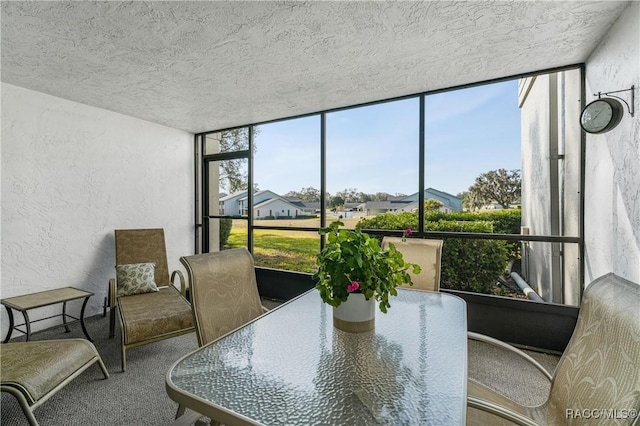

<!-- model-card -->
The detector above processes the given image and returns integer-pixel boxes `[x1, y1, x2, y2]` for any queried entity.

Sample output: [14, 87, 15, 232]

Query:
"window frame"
[194, 63, 586, 303]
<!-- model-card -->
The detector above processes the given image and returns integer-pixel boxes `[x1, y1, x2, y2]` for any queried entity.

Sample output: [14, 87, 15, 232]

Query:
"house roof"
[398, 188, 461, 202]
[359, 188, 462, 211]
[423, 187, 461, 200]
[1, 1, 629, 133]
[238, 189, 279, 202]
[361, 201, 400, 211]
[219, 191, 248, 202]
[254, 197, 304, 211]
[301, 202, 321, 211]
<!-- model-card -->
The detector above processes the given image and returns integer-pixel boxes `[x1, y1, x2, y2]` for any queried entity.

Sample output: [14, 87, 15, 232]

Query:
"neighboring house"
[238, 190, 283, 216]
[219, 190, 315, 218]
[341, 202, 361, 212]
[255, 197, 307, 219]
[357, 201, 397, 215]
[297, 201, 320, 214]
[401, 188, 463, 212]
[283, 197, 320, 215]
[219, 191, 248, 216]
[359, 188, 462, 215]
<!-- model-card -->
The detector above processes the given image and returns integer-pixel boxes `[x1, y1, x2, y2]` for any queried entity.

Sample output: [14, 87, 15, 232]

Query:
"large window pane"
[208, 218, 247, 251]
[424, 80, 521, 217]
[253, 116, 320, 227]
[326, 98, 420, 229]
[207, 158, 250, 216]
[253, 229, 320, 273]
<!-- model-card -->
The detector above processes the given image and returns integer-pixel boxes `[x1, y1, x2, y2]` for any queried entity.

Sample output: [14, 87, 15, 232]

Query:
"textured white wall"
[584, 2, 640, 285]
[520, 74, 555, 301]
[1, 83, 194, 337]
[561, 70, 583, 305]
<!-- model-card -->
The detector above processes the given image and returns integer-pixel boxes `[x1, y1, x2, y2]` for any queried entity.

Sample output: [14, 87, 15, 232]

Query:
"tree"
[373, 192, 393, 201]
[329, 195, 345, 208]
[284, 187, 321, 202]
[467, 169, 521, 209]
[457, 191, 478, 211]
[335, 188, 360, 203]
[356, 191, 372, 203]
[424, 198, 444, 211]
[218, 127, 259, 193]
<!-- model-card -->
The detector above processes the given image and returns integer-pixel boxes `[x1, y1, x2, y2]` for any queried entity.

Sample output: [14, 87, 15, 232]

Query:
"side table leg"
[62, 301, 71, 333]
[80, 296, 93, 342]
[22, 311, 32, 341]
[3, 307, 15, 343]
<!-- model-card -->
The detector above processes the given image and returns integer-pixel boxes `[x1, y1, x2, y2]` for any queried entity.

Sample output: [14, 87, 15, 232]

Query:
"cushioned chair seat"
[1, 339, 109, 426]
[108, 228, 194, 371]
[119, 287, 193, 345]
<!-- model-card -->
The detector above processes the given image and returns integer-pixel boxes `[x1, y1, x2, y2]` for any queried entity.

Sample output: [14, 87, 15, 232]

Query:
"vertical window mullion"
[248, 127, 254, 253]
[320, 112, 327, 250]
[418, 95, 426, 234]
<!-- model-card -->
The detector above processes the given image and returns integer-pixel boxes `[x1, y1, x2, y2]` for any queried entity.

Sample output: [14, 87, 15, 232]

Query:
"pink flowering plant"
[314, 221, 421, 313]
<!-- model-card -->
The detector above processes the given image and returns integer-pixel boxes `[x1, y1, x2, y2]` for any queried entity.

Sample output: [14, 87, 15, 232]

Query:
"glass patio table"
[166, 288, 468, 425]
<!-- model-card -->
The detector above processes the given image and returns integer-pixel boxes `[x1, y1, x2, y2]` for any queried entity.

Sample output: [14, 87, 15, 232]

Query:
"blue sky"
[254, 79, 521, 197]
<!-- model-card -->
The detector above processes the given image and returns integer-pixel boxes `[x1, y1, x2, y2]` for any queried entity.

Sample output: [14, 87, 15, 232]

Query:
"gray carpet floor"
[1, 300, 559, 425]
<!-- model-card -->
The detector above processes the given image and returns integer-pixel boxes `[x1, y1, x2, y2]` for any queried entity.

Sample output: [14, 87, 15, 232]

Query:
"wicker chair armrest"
[468, 396, 540, 426]
[468, 331, 553, 381]
[171, 270, 187, 298]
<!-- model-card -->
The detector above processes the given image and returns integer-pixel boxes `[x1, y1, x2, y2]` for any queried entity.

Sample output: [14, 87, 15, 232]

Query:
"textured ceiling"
[1, 1, 630, 133]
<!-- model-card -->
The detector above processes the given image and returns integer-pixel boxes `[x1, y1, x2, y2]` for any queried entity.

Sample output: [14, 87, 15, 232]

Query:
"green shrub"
[358, 212, 418, 231]
[422, 210, 521, 259]
[423, 209, 521, 234]
[359, 212, 509, 293]
[361, 209, 521, 234]
[219, 218, 232, 249]
[426, 220, 508, 293]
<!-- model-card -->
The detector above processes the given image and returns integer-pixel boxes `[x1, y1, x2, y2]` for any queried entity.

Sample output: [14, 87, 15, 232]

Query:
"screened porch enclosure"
[197, 66, 584, 319]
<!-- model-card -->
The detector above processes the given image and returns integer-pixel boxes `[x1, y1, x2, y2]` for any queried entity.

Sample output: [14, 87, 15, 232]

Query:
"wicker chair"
[172, 248, 267, 422]
[381, 237, 443, 292]
[179, 248, 267, 347]
[1, 339, 109, 426]
[107, 228, 194, 371]
[467, 273, 640, 425]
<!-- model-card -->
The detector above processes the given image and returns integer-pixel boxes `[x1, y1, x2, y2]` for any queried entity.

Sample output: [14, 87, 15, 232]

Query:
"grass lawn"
[226, 228, 319, 273]
[222, 215, 524, 299]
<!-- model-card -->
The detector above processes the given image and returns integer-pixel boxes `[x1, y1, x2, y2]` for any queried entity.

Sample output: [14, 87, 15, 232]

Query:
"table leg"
[62, 301, 71, 333]
[22, 311, 32, 341]
[3, 307, 14, 343]
[80, 296, 93, 342]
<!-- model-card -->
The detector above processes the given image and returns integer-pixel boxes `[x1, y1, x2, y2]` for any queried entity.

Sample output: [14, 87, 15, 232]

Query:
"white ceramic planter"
[333, 293, 375, 332]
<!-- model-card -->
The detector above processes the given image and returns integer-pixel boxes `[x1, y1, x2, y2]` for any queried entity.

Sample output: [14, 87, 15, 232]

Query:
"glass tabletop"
[167, 289, 468, 425]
